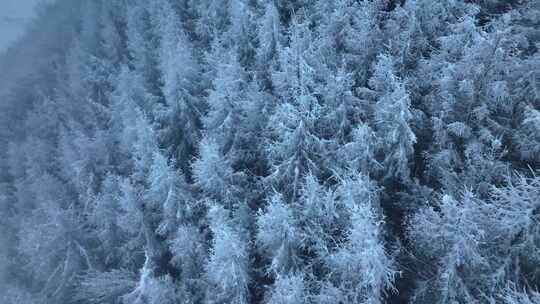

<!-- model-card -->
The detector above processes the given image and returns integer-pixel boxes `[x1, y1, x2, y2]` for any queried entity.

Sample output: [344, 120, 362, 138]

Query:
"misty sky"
[0, 0, 42, 52]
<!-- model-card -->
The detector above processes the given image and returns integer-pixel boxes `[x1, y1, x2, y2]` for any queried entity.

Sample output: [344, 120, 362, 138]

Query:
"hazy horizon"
[0, 0, 42, 52]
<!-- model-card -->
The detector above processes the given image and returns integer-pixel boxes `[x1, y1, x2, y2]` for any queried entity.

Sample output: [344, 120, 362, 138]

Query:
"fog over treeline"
[0, 0, 44, 52]
[0, 1, 539, 303]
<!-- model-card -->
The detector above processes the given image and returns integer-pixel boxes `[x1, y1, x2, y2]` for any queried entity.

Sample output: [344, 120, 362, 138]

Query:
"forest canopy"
[0, 0, 539, 303]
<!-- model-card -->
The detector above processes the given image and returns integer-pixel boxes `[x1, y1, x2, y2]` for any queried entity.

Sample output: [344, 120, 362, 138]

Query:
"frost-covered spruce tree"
[194, 0, 231, 47]
[192, 137, 239, 206]
[310, 1, 384, 177]
[224, 0, 256, 66]
[408, 190, 495, 303]
[148, 0, 203, 175]
[117, 107, 204, 304]
[90, 173, 126, 267]
[415, 1, 519, 195]
[146, 151, 193, 239]
[317, 67, 380, 176]
[327, 173, 398, 303]
[266, 17, 325, 199]
[297, 173, 344, 258]
[490, 174, 540, 288]
[314, 0, 385, 86]
[267, 273, 308, 304]
[409, 172, 540, 303]
[206, 204, 250, 304]
[369, 54, 416, 183]
[255, 0, 281, 87]
[256, 192, 309, 303]
[335, 123, 381, 176]
[201, 44, 269, 187]
[124, 0, 162, 114]
[203, 50, 249, 161]
[115, 101, 187, 304]
[256, 193, 302, 276]
[495, 284, 540, 304]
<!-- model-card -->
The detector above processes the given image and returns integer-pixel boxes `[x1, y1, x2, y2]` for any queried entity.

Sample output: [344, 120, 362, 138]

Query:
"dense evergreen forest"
[0, 0, 539, 303]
